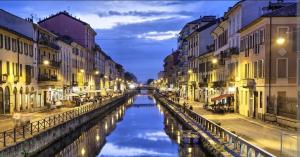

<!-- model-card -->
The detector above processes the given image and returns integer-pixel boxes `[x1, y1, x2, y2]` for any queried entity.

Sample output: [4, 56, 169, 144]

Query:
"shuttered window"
[277, 59, 287, 78]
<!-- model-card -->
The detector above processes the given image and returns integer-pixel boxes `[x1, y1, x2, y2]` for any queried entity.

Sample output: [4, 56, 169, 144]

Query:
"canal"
[36, 93, 208, 157]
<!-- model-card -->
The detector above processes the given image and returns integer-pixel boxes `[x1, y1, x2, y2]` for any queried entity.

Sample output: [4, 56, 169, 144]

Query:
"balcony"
[39, 40, 60, 51]
[227, 47, 239, 56]
[38, 75, 58, 82]
[0, 74, 8, 83]
[242, 79, 255, 88]
[38, 60, 61, 68]
[211, 81, 226, 88]
[199, 82, 208, 87]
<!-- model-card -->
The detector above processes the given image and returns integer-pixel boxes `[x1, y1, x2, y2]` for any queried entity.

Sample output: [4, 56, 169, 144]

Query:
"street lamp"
[276, 37, 285, 45]
[212, 58, 218, 64]
[80, 69, 85, 73]
[188, 69, 193, 74]
[95, 70, 99, 75]
[43, 60, 50, 66]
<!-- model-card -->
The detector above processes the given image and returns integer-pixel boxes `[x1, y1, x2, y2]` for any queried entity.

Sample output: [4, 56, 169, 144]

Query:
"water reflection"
[44, 95, 208, 157]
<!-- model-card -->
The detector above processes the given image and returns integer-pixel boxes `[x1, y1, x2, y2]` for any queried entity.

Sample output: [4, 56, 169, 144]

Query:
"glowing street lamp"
[95, 70, 99, 75]
[43, 60, 50, 65]
[80, 69, 85, 73]
[188, 69, 193, 74]
[276, 37, 285, 45]
[212, 58, 218, 64]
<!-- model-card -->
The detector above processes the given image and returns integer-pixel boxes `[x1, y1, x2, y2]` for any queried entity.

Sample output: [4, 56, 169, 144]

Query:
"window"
[20, 64, 22, 76]
[277, 58, 287, 78]
[259, 29, 265, 44]
[253, 61, 258, 78]
[19, 41, 23, 54]
[29, 45, 33, 57]
[12, 38, 17, 52]
[6, 62, 9, 75]
[4, 36, 11, 50]
[0, 34, 3, 48]
[259, 91, 263, 108]
[24, 43, 28, 55]
[12, 63, 14, 75]
[258, 60, 264, 78]
[278, 27, 288, 39]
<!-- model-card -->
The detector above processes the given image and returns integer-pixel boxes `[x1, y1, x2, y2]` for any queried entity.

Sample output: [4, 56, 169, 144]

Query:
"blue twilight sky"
[0, 1, 237, 82]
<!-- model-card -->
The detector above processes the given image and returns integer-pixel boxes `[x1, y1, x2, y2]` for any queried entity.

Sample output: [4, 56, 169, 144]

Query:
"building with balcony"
[39, 11, 97, 95]
[238, 3, 298, 127]
[163, 50, 180, 90]
[0, 9, 38, 113]
[71, 42, 87, 94]
[35, 24, 62, 106]
[186, 16, 217, 101]
[57, 36, 73, 100]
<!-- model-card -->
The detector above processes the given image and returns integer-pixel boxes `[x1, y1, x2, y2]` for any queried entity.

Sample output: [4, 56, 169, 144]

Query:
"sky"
[0, 0, 237, 82]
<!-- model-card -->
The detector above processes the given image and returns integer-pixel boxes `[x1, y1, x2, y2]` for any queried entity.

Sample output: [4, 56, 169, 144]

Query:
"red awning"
[211, 94, 234, 101]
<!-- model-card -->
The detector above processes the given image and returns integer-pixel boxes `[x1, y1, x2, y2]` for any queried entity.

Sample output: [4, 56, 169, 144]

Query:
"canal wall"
[0, 93, 135, 157]
[154, 94, 232, 157]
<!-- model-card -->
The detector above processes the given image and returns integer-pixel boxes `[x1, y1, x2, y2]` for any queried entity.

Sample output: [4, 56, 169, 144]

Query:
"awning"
[211, 94, 234, 101]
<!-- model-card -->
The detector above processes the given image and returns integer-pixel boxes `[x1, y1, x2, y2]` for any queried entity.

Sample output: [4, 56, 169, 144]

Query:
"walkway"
[179, 98, 298, 156]
[0, 107, 73, 132]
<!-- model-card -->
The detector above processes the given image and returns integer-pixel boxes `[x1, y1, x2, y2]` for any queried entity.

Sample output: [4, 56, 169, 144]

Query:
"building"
[71, 41, 87, 93]
[0, 9, 38, 113]
[238, 3, 298, 127]
[57, 36, 73, 100]
[35, 24, 62, 107]
[177, 17, 211, 98]
[163, 51, 180, 90]
[38, 11, 97, 94]
[186, 16, 217, 101]
[115, 63, 125, 92]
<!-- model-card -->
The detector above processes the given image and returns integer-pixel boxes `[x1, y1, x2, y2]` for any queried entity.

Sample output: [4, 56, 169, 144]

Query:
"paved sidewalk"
[0, 107, 74, 132]
[179, 98, 298, 156]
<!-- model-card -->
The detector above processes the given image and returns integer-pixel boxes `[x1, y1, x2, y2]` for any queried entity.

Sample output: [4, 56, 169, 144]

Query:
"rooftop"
[38, 11, 88, 25]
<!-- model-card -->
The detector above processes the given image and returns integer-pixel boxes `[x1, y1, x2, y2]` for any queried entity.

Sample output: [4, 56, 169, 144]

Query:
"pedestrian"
[189, 105, 193, 111]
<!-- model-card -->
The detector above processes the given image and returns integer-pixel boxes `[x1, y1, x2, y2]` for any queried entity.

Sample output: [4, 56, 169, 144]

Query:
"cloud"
[137, 131, 171, 142]
[137, 30, 179, 41]
[99, 143, 173, 156]
[98, 10, 193, 17]
[75, 12, 189, 30]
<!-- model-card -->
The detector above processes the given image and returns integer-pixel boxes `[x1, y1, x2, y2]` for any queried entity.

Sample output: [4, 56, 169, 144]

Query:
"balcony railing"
[242, 79, 255, 88]
[211, 81, 226, 88]
[39, 40, 60, 51]
[38, 75, 58, 82]
[38, 60, 61, 68]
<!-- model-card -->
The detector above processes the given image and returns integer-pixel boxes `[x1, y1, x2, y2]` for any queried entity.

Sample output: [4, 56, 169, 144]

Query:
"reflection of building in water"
[55, 105, 126, 157]
[161, 104, 208, 157]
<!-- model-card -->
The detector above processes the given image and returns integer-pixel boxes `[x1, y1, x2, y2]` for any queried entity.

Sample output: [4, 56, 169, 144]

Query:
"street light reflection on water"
[48, 94, 208, 157]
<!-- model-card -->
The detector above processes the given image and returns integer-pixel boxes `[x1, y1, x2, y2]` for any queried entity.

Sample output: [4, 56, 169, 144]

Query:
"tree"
[146, 79, 154, 85]
[124, 72, 137, 82]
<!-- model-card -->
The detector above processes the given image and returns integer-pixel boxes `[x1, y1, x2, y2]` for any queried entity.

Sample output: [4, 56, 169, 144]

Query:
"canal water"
[37, 93, 208, 157]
